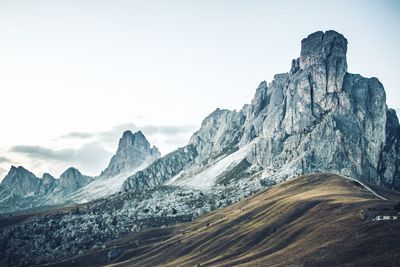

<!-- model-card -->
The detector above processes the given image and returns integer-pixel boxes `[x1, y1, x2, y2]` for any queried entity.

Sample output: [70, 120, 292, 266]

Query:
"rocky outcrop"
[123, 145, 198, 192]
[55, 167, 91, 196]
[0, 166, 40, 196]
[100, 130, 160, 179]
[60, 131, 161, 203]
[123, 30, 400, 192]
[37, 173, 57, 195]
[236, 31, 400, 190]
[378, 108, 400, 188]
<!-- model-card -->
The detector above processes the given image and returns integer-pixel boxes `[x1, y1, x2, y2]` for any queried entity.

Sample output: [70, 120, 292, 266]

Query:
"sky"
[0, 0, 399, 179]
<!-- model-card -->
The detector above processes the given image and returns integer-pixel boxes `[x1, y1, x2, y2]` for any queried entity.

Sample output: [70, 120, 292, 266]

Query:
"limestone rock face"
[123, 145, 198, 192]
[299, 30, 348, 95]
[0, 130, 161, 212]
[123, 30, 400, 192]
[100, 130, 160, 179]
[0, 166, 40, 196]
[61, 131, 161, 203]
[0, 166, 92, 213]
[37, 173, 57, 195]
[189, 108, 245, 161]
[57, 167, 91, 196]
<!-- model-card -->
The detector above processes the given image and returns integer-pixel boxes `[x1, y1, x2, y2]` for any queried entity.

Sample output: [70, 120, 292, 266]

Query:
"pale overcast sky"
[0, 0, 399, 179]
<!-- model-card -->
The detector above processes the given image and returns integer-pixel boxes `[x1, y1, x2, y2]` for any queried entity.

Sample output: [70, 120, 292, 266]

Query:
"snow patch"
[172, 143, 254, 190]
[63, 160, 152, 203]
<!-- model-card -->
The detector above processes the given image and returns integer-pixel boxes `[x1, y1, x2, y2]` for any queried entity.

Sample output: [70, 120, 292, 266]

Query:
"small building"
[373, 215, 398, 221]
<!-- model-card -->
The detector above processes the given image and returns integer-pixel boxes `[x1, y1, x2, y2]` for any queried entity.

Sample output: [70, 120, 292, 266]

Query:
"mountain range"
[0, 130, 160, 213]
[0, 30, 400, 266]
[123, 30, 400, 194]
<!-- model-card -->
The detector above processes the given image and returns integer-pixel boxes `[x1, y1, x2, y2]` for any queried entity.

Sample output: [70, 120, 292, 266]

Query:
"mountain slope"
[123, 30, 400, 194]
[62, 130, 160, 203]
[52, 174, 400, 267]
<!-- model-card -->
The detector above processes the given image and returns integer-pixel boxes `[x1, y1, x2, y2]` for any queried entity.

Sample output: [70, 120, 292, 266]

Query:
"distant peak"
[118, 130, 149, 150]
[1, 165, 38, 187]
[42, 173, 55, 180]
[99, 128, 161, 179]
[9, 165, 30, 174]
[60, 167, 82, 178]
[122, 130, 145, 140]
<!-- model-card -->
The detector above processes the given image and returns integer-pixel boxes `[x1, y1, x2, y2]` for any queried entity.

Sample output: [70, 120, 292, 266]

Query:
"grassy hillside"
[44, 173, 400, 267]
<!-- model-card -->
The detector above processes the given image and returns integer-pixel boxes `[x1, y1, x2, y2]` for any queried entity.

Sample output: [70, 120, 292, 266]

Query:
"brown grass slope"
[46, 174, 400, 267]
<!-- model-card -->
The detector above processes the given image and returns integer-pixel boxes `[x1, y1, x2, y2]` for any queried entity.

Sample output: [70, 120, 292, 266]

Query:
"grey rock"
[100, 130, 160, 179]
[123, 30, 400, 192]
[57, 167, 91, 196]
[37, 173, 57, 195]
[0, 130, 161, 212]
[0, 166, 40, 196]
[123, 145, 198, 192]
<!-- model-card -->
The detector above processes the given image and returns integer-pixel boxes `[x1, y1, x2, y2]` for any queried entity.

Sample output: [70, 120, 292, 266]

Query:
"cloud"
[141, 125, 197, 135]
[58, 123, 197, 150]
[60, 132, 94, 139]
[61, 123, 196, 140]
[11, 146, 75, 161]
[5, 123, 198, 178]
[163, 136, 193, 146]
[9, 142, 113, 176]
[0, 167, 6, 179]
[0, 156, 11, 163]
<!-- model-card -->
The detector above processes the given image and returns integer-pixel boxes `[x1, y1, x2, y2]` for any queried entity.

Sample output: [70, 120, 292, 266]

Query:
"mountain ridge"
[123, 30, 400, 193]
[0, 130, 160, 213]
[1, 30, 399, 267]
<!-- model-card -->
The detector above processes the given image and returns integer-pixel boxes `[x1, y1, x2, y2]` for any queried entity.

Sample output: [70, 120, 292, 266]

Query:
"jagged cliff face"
[61, 130, 161, 204]
[0, 166, 92, 213]
[36, 173, 57, 196]
[55, 167, 91, 196]
[1, 166, 40, 196]
[100, 130, 160, 179]
[124, 30, 400, 192]
[240, 30, 398, 189]
[0, 131, 161, 212]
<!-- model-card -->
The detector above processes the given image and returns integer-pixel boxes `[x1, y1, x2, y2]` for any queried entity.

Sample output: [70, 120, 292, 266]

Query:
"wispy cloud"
[9, 142, 113, 176]
[0, 167, 6, 179]
[5, 123, 198, 178]
[61, 132, 94, 139]
[60, 123, 196, 142]
[0, 156, 11, 163]
[11, 146, 75, 161]
[58, 123, 197, 154]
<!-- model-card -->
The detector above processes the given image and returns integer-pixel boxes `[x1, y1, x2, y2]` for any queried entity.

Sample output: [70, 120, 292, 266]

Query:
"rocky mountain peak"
[1, 165, 40, 196]
[298, 30, 348, 96]
[100, 130, 161, 178]
[125, 30, 400, 193]
[37, 173, 57, 196]
[2, 166, 36, 184]
[41, 173, 56, 183]
[119, 130, 147, 149]
[58, 167, 89, 193]
[300, 30, 347, 69]
[60, 167, 82, 180]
